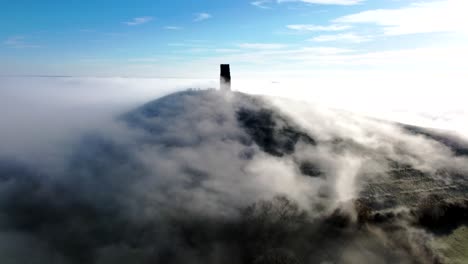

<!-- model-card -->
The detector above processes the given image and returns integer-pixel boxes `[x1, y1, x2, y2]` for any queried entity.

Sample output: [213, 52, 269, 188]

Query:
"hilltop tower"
[220, 64, 231, 91]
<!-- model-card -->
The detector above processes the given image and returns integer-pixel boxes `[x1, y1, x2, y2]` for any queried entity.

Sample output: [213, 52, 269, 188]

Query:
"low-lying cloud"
[0, 77, 467, 263]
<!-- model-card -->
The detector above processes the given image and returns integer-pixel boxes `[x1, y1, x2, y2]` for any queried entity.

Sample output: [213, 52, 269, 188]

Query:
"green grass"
[434, 226, 468, 264]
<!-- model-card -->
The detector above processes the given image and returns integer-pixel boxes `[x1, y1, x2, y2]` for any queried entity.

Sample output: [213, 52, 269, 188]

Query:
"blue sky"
[1, 0, 467, 77]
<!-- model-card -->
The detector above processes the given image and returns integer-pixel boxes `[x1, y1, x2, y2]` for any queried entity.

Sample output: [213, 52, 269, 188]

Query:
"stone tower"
[220, 64, 231, 91]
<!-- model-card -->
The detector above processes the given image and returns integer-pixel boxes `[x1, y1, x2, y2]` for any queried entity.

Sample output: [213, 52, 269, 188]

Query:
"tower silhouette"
[220, 64, 231, 91]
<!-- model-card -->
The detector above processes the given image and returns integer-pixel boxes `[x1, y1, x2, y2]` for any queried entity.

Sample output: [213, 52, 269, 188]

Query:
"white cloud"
[334, 0, 468, 35]
[238, 43, 288, 49]
[174, 40, 466, 79]
[251, 0, 272, 9]
[187, 45, 354, 68]
[287, 24, 351, 31]
[194, 13, 212, 22]
[215, 48, 241, 53]
[339, 46, 468, 68]
[287, 46, 353, 55]
[3, 36, 39, 48]
[278, 0, 364, 5]
[164, 26, 182, 30]
[123, 16, 154, 26]
[167, 41, 210, 49]
[310, 33, 372, 43]
[127, 58, 159, 63]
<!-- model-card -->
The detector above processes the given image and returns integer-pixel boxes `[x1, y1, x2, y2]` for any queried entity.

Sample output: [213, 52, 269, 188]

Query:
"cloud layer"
[0, 78, 467, 263]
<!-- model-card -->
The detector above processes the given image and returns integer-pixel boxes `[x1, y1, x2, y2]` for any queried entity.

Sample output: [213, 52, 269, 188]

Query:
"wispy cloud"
[254, 0, 362, 9]
[278, 0, 364, 5]
[187, 45, 355, 68]
[182, 48, 209, 53]
[251, 0, 272, 9]
[214, 48, 241, 53]
[123, 16, 154, 26]
[334, 0, 467, 35]
[194, 13, 212, 22]
[310, 33, 372, 43]
[287, 24, 351, 31]
[164, 26, 182, 30]
[3, 36, 39, 48]
[238, 43, 288, 49]
[128, 57, 159, 63]
[104, 32, 127, 37]
[168, 42, 209, 48]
